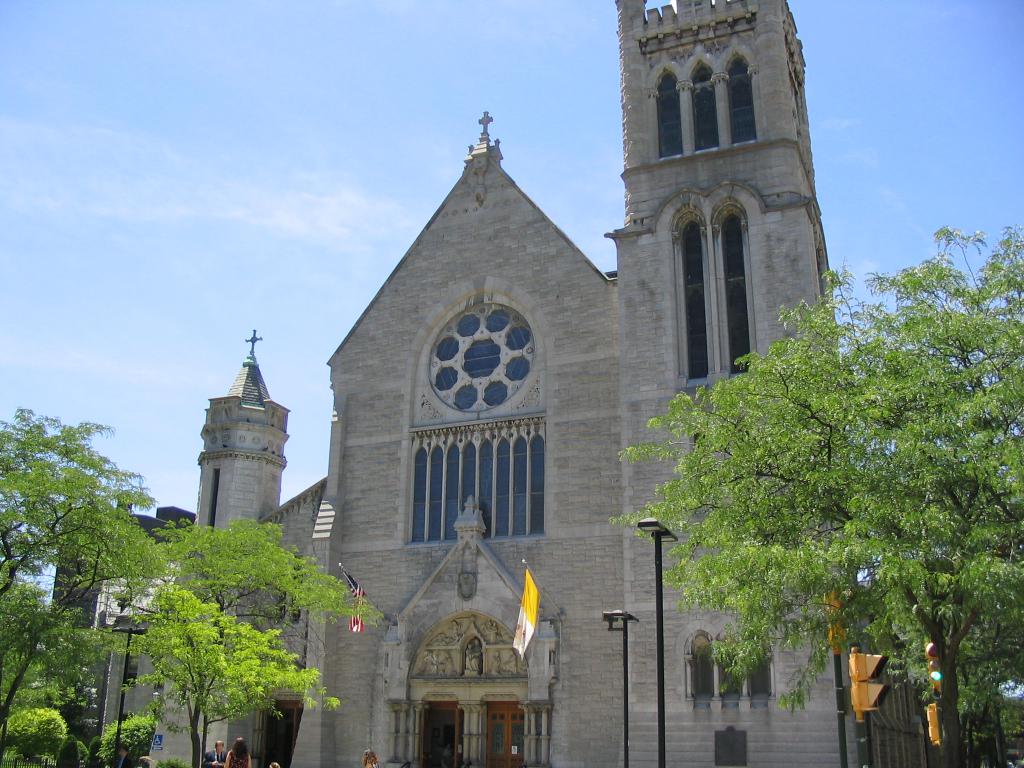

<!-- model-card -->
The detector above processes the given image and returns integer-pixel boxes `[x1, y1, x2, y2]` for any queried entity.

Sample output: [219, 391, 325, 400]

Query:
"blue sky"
[2, 0, 1021, 512]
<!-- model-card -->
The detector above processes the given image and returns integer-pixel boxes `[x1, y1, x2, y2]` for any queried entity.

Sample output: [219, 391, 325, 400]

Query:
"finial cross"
[246, 329, 263, 357]
[479, 111, 494, 138]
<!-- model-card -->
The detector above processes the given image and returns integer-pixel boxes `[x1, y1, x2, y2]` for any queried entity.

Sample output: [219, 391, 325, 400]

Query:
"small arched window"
[749, 657, 772, 699]
[681, 221, 709, 379]
[722, 215, 751, 372]
[728, 58, 756, 143]
[692, 64, 719, 151]
[691, 632, 715, 699]
[657, 72, 683, 158]
[411, 448, 428, 542]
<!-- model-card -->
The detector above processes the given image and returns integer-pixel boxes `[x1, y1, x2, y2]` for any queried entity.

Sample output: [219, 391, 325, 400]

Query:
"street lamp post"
[637, 517, 677, 768]
[111, 623, 147, 763]
[602, 610, 638, 768]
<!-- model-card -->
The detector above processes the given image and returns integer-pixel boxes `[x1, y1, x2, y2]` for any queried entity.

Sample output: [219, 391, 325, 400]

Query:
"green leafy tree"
[98, 714, 155, 762]
[622, 228, 1023, 768]
[139, 521, 371, 768]
[7, 708, 68, 758]
[0, 410, 156, 753]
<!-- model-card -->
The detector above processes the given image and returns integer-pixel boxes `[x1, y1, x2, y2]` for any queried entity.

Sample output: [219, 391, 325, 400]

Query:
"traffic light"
[926, 702, 942, 746]
[849, 646, 889, 721]
[925, 641, 942, 697]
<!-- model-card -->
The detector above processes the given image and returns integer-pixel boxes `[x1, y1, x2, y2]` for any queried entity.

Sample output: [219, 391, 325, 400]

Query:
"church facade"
[188, 2, 851, 766]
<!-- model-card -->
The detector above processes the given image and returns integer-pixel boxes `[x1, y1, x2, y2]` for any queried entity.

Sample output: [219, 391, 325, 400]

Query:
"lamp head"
[637, 517, 677, 542]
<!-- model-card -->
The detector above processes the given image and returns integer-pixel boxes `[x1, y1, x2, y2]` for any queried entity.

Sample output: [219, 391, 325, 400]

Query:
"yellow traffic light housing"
[927, 702, 941, 746]
[849, 646, 889, 721]
[925, 641, 943, 697]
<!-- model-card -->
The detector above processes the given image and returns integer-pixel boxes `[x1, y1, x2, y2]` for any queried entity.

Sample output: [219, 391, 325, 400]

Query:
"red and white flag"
[342, 569, 366, 633]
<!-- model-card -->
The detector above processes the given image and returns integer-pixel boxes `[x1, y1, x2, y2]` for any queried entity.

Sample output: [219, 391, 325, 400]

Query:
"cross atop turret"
[246, 329, 263, 358]
[478, 111, 494, 140]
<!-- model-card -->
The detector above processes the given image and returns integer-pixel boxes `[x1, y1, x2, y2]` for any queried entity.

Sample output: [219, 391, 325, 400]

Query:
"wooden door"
[485, 703, 524, 768]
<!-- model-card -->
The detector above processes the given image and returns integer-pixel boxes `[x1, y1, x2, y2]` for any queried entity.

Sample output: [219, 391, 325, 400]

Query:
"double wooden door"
[485, 703, 524, 768]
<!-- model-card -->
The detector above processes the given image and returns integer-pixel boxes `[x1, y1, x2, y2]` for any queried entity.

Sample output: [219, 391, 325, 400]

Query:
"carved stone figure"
[464, 638, 483, 676]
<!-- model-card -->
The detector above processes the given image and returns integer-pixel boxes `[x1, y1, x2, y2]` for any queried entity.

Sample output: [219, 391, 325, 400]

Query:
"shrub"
[99, 714, 156, 762]
[7, 708, 69, 758]
[156, 758, 191, 768]
[58, 736, 83, 768]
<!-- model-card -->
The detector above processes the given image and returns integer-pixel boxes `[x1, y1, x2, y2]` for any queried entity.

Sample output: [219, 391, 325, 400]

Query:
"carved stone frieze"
[412, 612, 525, 679]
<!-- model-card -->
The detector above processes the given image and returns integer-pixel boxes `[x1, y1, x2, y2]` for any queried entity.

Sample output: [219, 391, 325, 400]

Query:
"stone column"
[748, 65, 761, 140]
[712, 72, 731, 148]
[707, 221, 724, 376]
[412, 703, 426, 768]
[522, 705, 537, 766]
[540, 705, 552, 767]
[677, 80, 694, 156]
[389, 702, 403, 762]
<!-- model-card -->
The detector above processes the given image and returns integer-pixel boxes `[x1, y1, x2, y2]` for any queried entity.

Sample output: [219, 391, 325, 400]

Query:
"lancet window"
[657, 72, 683, 158]
[722, 215, 751, 372]
[728, 58, 756, 143]
[410, 420, 545, 543]
[692, 64, 719, 151]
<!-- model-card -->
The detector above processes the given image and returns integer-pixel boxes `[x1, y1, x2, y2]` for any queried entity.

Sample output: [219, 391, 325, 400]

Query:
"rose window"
[430, 304, 534, 411]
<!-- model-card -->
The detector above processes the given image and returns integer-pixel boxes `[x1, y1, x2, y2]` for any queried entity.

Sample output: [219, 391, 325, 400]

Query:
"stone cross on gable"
[479, 111, 494, 139]
[246, 329, 263, 357]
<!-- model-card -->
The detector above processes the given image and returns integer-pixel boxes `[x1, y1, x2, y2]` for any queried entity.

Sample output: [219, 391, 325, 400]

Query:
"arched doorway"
[388, 612, 550, 768]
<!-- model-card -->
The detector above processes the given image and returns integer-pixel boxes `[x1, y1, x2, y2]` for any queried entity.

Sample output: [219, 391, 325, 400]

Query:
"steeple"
[195, 331, 289, 527]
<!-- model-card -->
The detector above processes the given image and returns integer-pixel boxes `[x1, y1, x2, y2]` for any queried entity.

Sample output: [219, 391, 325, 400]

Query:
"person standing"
[114, 744, 133, 768]
[203, 741, 228, 768]
[224, 738, 250, 768]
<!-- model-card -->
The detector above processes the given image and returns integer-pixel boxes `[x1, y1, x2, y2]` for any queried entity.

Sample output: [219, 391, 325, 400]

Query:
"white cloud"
[0, 117, 414, 247]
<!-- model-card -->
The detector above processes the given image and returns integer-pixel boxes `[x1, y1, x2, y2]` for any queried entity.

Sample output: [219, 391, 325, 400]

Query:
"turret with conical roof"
[196, 332, 289, 527]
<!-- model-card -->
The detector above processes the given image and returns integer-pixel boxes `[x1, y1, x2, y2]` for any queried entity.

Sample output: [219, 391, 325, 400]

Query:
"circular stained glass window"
[429, 303, 536, 411]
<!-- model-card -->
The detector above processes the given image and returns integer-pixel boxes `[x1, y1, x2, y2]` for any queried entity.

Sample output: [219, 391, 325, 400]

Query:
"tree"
[622, 228, 1023, 768]
[0, 410, 156, 755]
[138, 520, 371, 768]
[7, 708, 68, 758]
[98, 713, 154, 762]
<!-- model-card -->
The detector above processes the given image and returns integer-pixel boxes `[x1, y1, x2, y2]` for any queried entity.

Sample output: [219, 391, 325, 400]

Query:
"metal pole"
[113, 631, 133, 764]
[833, 651, 849, 768]
[653, 532, 666, 768]
[622, 618, 630, 768]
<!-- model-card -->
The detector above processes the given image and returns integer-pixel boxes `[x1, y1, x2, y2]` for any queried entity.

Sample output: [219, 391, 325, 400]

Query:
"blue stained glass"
[436, 337, 459, 361]
[512, 437, 527, 535]
[428, 447, 443, 541]
[457, 314, 481, 337]
[435, 367, 457, 391]
[530, 436, 544, 534]
[483, 381, 508, 407]
[454, 385, 477, 410]
[506, 357, 529, 381]
[495, 440, 510, 537]
[463, 340, 501, 378]
[486, 310, 510, 332]
[507, 326, 531, 350]
[462, 443, 476, 506]
[445, 445, 460, 540]
[412, 448, 427, 542]
[479, 440, 493, 537]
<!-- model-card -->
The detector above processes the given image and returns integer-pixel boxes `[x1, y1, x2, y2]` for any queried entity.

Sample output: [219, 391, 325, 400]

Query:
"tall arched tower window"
[728, 58, 756, 143]
[692, 64, 718, 151]
[657, 72, 683, 158]
[690, 632, 714, 700]
[681, 221, 709, 379]
[722, 215, 751, 372]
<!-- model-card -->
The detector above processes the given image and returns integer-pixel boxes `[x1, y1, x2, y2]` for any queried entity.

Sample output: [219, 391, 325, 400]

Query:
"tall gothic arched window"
[657, 72, 683, 158]
[691, 632, 715, 700]
[728, 58, 756, 143]
[681, 221, 709, 379]
[722, 215, 751, 372]
[692, 64, 719, 151]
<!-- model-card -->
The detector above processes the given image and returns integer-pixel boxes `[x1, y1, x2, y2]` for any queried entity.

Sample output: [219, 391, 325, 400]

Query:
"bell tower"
[196, 331, 288, 527]
[612, 0, 826, 395]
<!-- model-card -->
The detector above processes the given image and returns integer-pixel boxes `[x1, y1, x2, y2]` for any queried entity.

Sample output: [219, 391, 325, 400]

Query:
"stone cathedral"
[181, 1, 854, 766]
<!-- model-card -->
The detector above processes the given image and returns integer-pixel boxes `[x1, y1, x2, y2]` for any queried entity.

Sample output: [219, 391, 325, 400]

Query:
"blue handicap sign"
[152, 735, 164, 752]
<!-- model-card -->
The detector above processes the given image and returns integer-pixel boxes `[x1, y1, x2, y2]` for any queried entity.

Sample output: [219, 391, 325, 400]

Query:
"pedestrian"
[362, 749, 379, 768]
[224, 738, 251, 768]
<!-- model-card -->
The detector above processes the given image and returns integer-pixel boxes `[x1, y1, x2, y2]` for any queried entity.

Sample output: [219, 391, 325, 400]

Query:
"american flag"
[342, 568, 366, 633]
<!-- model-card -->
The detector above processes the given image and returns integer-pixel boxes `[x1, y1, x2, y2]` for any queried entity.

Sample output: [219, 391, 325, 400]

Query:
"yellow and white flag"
[513, 568, 539, 658]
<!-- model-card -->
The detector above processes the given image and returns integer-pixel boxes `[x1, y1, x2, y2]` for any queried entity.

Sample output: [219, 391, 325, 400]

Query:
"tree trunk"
[940, 663, 963, 768]
[190, 707, 203, 768]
